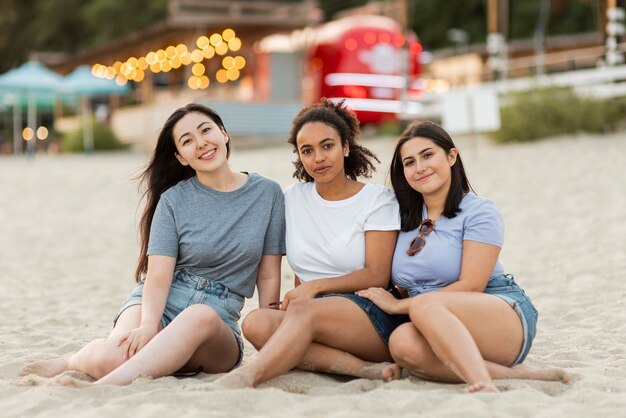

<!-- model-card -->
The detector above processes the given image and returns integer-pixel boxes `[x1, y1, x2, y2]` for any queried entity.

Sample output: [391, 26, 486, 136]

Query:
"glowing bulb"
[192, 63, 205, 76]
[187, 76, 201, 89]
[226, 68, 240, 81]
[171, 56, 182, 69]
[181, 54, 192, 66]
[222, 28, 235, 42]
[156, 49, 167, 62]
[166, 46, 177, 58]
[196, 36, 210, 49]
[36, 126, 48, 140]
[216, 69, 228, 83]
[138, 57, 148, 70]
[190, 49, 204, 63]
[234, 56, 246, 69]
[146, 52, 157, 65]
[22, 127, 34, 141]
[199, 75, 209, 89]
[222, 56, 235, 69]
[228, 37, 241, 52]
[215, 43, 228, 55]
[202, 47, 215, 59]
[176, 44, 188, 55]
[209, 33, 223, 46]
[134, 69, 145, 82]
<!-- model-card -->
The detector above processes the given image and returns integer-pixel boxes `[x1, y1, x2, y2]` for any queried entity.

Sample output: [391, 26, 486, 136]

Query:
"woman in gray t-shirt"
[21, 104, 286, 385]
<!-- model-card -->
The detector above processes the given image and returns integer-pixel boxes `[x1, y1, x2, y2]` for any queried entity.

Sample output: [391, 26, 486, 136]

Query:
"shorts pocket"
[223, 296, 244, 321]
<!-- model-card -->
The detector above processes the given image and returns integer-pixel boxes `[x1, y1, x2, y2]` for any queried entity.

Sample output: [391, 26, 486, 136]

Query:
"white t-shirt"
[284, 182, 400, 282]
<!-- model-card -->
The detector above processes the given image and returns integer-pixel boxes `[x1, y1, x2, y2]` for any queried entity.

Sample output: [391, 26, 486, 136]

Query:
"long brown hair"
[389, 121, 472, 232]
[134, 103, 229, 282]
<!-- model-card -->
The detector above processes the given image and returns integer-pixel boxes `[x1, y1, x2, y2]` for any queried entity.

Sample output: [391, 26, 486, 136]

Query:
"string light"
[91, 28, 244, 91]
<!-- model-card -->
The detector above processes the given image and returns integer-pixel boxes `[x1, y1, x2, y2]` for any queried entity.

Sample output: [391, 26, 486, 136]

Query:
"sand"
[1, 131, 625, 417]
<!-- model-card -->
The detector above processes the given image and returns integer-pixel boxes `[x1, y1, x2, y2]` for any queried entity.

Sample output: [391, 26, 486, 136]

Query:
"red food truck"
[257, 15, 423, 124]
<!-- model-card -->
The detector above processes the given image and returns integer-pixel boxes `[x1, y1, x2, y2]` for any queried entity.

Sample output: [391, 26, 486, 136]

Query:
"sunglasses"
[268, 301, 282, 310]
[406, 219, 435, 256]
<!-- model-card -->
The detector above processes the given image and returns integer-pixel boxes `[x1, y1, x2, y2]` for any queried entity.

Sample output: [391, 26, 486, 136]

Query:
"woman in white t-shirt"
[216, 99, 406, 388]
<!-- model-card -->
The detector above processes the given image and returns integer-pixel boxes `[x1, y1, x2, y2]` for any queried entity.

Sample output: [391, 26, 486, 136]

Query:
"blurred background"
[0, 0, 624, 155]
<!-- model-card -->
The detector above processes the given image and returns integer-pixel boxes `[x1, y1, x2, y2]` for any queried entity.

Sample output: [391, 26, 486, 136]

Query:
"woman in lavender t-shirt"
[357, 121, 570, 393]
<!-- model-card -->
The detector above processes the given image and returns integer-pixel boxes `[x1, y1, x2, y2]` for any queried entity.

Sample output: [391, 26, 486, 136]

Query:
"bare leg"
[216, 297, 392, 387]
[96, 304, 239, 385]
[386, 293, 571, 390]
[244, 308, 390, 380]
[21, 306, 143, 379]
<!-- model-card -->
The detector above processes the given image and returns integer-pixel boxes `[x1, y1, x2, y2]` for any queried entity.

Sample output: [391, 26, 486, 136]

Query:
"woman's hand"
[281, 281, 319, 310]
[356, 287, 401, 314]
[117, 324, 159, 360]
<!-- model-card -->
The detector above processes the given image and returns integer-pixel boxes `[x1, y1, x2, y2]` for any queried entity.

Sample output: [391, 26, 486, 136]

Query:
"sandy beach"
[1, 131, 625, 417]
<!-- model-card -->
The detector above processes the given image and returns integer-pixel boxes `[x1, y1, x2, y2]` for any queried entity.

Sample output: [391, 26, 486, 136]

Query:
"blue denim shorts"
[318, 289, 409, 344]
[115, 269, 245, 367]
[484, 274, 538, 366]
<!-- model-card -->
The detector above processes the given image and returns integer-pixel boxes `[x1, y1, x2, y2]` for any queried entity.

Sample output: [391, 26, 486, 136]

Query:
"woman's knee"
[388, 327, 430, 369]
[242, 309, 278, 349]
[284, 298, 317, 324]
[408, 293, 443, 322]
[178, 304, 223, 335]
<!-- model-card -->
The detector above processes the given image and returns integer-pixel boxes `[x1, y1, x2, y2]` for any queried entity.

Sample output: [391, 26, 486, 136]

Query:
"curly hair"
[287, 98, 379, 182]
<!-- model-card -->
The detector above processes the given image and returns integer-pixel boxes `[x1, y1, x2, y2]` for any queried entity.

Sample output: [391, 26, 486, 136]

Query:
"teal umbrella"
[60, 66, 129, 97]
[0, 61, 63, 155]
[60, 66, 130, 153]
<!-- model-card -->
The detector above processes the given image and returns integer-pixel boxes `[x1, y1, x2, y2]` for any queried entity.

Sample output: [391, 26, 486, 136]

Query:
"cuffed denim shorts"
[115, 269, 245, 367]
[484, 274, 538, 366]
[317, 288, 409, 344]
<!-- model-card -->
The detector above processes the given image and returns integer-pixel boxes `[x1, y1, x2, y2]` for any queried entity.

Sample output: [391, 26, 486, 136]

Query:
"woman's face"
[172, 112, 229, 173]
[295, 122, 349, 184]
[399, 136, 457, 198]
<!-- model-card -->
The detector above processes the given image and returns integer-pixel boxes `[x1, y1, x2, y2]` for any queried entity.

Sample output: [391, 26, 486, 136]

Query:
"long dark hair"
[134, 103, 229, 282]
[287, 98, 379, 181]
[389, 121, 472, 232]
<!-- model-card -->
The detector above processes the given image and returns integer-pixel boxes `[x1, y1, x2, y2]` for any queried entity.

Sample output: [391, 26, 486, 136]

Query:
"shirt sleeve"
[364, 187, 401, 231]
[263, 183, 287, 255]
[463, 199, 504, 248]
[147, 195, 179, 257]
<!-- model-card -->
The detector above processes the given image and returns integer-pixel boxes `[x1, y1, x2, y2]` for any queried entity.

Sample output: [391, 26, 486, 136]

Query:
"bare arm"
[282, 230, 397, 309]
[255, 254, 282, 309]
[438, 240, 500, 293]
[358, 240, 500, 314]
[117, 255, 175, 358]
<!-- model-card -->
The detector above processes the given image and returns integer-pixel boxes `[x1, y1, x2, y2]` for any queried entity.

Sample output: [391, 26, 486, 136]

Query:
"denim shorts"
[115, 269, 245, 367]
[317, 288, 409, 344]
[484, 274, 538, 366]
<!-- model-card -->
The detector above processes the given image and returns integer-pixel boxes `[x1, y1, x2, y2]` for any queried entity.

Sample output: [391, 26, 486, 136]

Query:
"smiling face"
[172, 112, 229, 173]
[296, 122, 349, 185]
[400, 136, 458, 198]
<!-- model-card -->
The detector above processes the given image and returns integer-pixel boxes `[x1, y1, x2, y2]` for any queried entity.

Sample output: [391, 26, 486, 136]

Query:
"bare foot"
[213, 367, 256, 389]
[56, 375, 93, 388]
[511, 364, 572, 384]
[381, 363, 404, 382]
[20, 357, 70, 378]
[355, 362, 393, 380]
[464, 382, 499, 393]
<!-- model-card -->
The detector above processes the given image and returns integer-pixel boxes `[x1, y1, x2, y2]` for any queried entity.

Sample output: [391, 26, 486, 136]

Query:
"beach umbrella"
[0, 61, 63, 156]
[60, 66, 130, 154]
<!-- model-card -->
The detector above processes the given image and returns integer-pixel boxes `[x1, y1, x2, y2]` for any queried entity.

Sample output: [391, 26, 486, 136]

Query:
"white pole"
[12, 94, 22, 155]
[81, 96, 94, 154]
[26, 93, 36, 158]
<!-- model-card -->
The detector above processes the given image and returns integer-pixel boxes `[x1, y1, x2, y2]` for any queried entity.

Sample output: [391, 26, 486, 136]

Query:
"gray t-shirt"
[147, 173, 286, 298]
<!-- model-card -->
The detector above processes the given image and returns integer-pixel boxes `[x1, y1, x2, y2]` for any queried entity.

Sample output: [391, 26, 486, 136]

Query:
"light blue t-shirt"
[147, 173, 286, 298]
[391, 192, 505, 297]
